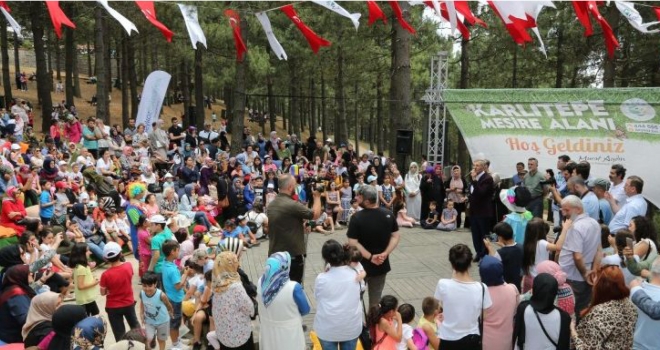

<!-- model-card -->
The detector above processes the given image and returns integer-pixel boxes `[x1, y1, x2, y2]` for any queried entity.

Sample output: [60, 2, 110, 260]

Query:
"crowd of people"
[0, 96, 658, 350]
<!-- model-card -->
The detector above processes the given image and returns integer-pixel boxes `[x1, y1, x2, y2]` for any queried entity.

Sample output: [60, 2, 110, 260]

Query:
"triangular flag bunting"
[98, 0, 138, 36]
[388, 1, 416, 34]
[423, 1, 471, 39]
[454, 0, 486, 27]
[654, 7, 660, 21]
[281, 4, 331, 54]
[256, 12, 287, 60]
[311, 1, 361, 30]
[0, 2, 21, 39]
[615, 1, 660, 34]
[45, 1, 76, 39]
[135, 1, 173, 42]
[366, 0, 387, 25]
[224, 9, 247, 61]
[179, 4, 208, 49]
[571, 1, 619, 58]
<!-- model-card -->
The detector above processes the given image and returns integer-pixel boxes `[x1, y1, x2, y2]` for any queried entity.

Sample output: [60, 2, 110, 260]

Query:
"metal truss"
[423, 51, 448, 166]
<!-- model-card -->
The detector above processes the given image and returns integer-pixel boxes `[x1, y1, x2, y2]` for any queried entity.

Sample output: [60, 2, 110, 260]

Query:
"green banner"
[443, 87, 660, 206]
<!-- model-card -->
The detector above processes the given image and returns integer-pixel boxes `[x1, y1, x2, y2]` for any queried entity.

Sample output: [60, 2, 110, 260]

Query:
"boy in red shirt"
[100, 242, 140, 341]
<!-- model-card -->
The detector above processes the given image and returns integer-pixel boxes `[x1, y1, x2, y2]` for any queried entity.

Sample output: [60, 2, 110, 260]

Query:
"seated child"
[232, 215, 260, 247]
[39, 230, 72, 280]
[101, 209, 134, 253]
[418, 297, 442, 350]
[346, 199, 361, 224]
[66, 220, 86, 243]
[436, 200, 458, 231]
[422, 201, 440, 230]
[311, 212, 335, 235]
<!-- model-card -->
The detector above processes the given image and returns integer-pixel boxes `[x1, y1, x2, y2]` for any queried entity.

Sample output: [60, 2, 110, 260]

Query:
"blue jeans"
[87, 240, 106, 261]
[318, 338, 359, 350]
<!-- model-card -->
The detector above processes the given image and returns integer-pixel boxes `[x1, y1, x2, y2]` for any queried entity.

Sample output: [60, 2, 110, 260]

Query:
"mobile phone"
[626, 237, 635, 250]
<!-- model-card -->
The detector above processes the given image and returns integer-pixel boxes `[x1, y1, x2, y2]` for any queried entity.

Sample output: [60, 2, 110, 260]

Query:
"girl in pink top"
[136, 216, 151, 277]
[368, 295, 402, 350]
[480, 255, 519, 350]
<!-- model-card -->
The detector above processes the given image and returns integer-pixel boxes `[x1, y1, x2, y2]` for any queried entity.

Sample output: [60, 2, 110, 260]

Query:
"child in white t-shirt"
[397, 304, 417, 350]
[346, 199, 362, 225]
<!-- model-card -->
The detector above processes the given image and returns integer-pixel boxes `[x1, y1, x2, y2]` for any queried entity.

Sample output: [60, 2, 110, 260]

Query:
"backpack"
[246, 212, 260, 234]
[411, 327, 430, 350]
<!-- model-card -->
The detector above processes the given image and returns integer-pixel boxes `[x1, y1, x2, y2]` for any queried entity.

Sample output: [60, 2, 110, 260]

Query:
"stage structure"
[423, 51, 448, 166]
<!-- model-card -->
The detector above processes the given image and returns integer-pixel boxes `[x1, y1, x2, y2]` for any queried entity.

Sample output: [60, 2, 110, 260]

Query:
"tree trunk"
[12, 32, 19, 89]
[554, 25, 564, 88]
[335, 45, 348, 145]
[353, 81, 359, 155]
[460, 37, 469, 89]
[511, 46, 518, 88]
[369, 101, 374, 152]
[95, 6, 109, 123]
[127, 35, 138, 119]
[376, 72, 384, 153]
[602, 5, 620, 88]
[64, 6, 75, 107]
[55, 36, 62, 82]
[73, 42, 81, 98]
[310, 78, 316, 138]
[321, 69, 327, 143]
[288, 59, 299, 135]
[120, 36, 129, 126]
[181, 59, 190, 122]
[1, 24, 12, 106]
[194, 44, 205, 129]
[389, 1, 413, 168]
[105, 34, 112, 94]
[86, 39, 93, 76]
[230, 16, 248, 154]
[281, 97, 287, 132]
[46, 31, 53, 92]
[267, 74, 276, 132]
[30, 2, 53, 134]
[140, 36, 147, 83]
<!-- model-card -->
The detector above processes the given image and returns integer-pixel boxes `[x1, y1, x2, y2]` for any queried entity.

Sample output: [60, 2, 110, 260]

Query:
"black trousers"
[83, 301, 100, 316]
[106, 303, 140, 342]
[289, 255, 305, 284]
[470, 216, 492, 258]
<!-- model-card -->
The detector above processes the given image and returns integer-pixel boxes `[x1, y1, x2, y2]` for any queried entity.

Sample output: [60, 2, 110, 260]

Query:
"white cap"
[10, 144, 20, 150]
[103, 242, 122, 259]
[148, 214, 169, 225]
[163, 172, 174, 179]
[58, 161, 67, 166]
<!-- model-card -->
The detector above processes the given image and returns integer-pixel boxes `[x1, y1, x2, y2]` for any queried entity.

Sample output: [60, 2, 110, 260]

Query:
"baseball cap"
[367, 175, 378, 183]
[55, 181, 68, 190]
[103, 242, 122, 259]
[10, 144, 20, 150]
[148, 215, 169, 225]
[58, 160, 67, 166]
[163, 172, 174, 179]
[237, 214, 247, 221]
[192, 225, 207, 234]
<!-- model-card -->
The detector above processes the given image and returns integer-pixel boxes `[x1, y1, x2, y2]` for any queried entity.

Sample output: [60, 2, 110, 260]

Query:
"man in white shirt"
[558, 195, 601, 320]
[608, 164, 627, 206]
[606, 176, 647, 234]
[198, 123, 219, 144]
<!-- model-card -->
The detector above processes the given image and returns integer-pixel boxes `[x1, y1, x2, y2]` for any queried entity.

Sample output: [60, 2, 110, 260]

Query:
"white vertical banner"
[311, 1, 361, 30]
[255, 12, 287, 60]
[178, 4, 208, 49]
[0, 7, 21, 38]
[97, 0, 138, 35]
[136, 71, 171, 133]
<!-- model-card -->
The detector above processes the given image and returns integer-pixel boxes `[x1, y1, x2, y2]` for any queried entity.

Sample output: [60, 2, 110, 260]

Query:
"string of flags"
[1, 1, 659, 61]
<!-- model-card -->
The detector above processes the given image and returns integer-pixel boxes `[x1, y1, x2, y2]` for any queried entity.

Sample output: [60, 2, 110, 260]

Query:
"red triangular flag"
[454, 0, 487, 28]
[487, 1, 532, 45]
[366, 0, 387, 26]
[572, 0, 593, 36]
[388, 1, 415, 34]
[281, 5, 331, 54]
[423, 1, 471, 39]
[0, 1, 11, 12]
[224, 10, 247, 61]
[654, 6, 660, 21]
[45, 1, 76, 39]
[572, 1, 619, 58]
[135, 1, 173, 42]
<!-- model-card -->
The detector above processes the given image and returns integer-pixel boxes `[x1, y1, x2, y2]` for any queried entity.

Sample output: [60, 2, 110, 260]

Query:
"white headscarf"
[405, 162, 421, 189]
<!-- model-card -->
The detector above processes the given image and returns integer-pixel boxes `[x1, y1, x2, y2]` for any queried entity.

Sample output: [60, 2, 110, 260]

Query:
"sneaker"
[150, 338, 156, 349]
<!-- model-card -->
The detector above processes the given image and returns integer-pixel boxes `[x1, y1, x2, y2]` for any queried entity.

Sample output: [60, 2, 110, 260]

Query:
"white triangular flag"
[97, 0, 138, 35]
[255, 12, 287, 60]
[615, 1, 660, 33]
[311, 1, 361, 30]
[178, 4, 207, 49]
[0, 7, 21, 38]
[444, 0, 459, 35]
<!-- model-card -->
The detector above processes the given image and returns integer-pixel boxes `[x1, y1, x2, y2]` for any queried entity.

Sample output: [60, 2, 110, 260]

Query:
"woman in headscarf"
[71, 316, 107, 350]
[47, 305, 87, 350]
[22, 291, 62, 346]
[520, 258, 575, 319]
[39, 157, 59, 182]
[125, 182, 146, 260]
[0, 186, 28, 236]
[209, 251, 255, 350]
[0, 265, 36, 343]
[71, 203, 106, 261]
[198, 157, 215, 196]
[257, 252, 310, 350]
[479, 255, 519, 350]
[570, 266, 637, 349]
[404, 162, 422, 221]
[179, 183, 213, 230]
[445, 165, 467, 229]
[513, 273, 571, 350]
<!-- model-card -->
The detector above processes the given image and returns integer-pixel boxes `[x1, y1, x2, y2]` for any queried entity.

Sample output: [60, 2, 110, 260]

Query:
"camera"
[539, 169, 556, 186]
[309, 176, 325, 193]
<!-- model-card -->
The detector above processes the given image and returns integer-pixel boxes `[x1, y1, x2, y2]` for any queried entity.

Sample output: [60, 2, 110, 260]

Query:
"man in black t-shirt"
[168, 116, 184, 148]
[347, 185, 400, 307]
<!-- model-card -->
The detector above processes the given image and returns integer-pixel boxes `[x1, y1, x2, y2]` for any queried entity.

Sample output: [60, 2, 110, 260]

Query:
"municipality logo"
[620, 98, 656, 122]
